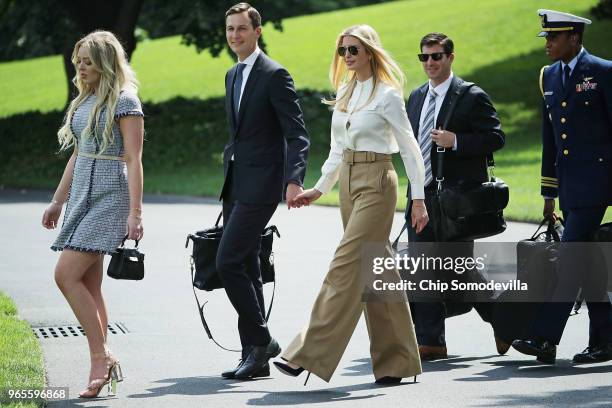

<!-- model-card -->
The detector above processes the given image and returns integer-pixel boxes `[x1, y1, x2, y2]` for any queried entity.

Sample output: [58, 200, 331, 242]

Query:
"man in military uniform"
[512, 9, 612, 364]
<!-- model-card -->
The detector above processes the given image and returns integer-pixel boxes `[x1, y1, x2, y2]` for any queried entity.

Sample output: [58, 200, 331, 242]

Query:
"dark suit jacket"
[540, 49, 612, 210]
[220, 52, 310, 204]
[405, 76, 505, 196]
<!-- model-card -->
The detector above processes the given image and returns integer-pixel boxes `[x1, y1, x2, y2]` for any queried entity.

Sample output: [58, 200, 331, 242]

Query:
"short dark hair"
[571, 28, 584, 44]
[226, 2, 262, 29]
[420, 32, 454, 54]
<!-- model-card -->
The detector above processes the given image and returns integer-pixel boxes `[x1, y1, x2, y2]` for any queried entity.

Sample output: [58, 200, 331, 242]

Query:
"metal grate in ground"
[32, 322, 129, 339]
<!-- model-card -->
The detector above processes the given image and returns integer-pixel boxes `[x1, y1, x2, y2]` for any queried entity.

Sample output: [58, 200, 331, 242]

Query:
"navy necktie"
[233, 63, 246, 122]
[563, 65, 571, 92]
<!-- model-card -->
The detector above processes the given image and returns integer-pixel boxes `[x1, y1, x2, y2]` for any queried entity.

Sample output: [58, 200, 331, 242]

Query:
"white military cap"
[537, 9, 592, 37]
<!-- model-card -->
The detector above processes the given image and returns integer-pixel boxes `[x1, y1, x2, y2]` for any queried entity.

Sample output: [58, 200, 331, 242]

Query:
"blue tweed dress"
[51, 91, 143, 255]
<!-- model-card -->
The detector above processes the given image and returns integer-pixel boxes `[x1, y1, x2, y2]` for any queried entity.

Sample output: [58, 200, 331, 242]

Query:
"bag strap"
[530, 218, 550, 240]
[119, 234, 139, 248]
[215, 211, 223, 227]
[435, 80, 497, 189]
[188, 252, 276, 353]
[392, 222, 409, 251]
[546, 219, 561, 242]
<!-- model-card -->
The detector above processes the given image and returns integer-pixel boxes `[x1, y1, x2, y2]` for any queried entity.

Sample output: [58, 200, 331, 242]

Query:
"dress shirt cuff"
[286, 179, 303, 188]
[542, 196, 556, 200]
[452, 135, 458, 151]
[410, 183, 425, 200]
[314, 175, 335, 194]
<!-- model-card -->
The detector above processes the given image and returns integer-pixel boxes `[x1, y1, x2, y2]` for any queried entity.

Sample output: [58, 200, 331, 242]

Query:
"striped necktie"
[419, 88, 437, 187]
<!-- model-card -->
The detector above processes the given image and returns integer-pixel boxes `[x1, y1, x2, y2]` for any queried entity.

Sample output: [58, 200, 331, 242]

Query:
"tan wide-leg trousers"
[283, 150, 422, 382]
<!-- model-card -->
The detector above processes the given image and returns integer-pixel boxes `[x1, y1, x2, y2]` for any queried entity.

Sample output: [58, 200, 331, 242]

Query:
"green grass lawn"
[0, 292, 45, 407]
[1, 0, 611, 222]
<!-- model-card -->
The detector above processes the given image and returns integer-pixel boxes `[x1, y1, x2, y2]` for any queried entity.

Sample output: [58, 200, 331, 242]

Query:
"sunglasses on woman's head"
[338, 45, 359, 57]
[417, 52, 447, 62]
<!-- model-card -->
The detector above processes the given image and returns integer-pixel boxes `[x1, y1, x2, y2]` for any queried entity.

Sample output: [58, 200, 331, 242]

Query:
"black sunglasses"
[417, 52, 448, 62]
[338, 45, 359, 57]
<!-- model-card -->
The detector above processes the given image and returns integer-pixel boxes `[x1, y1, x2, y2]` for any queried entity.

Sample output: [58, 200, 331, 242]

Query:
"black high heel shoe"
[374, 376, 418, 385]
[273, 361, 311, 385]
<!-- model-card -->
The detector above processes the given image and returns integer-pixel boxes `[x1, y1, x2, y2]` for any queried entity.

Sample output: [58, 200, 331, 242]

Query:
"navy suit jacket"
[405, 76, 505, 196]
[540, 49, 612, 210]
[221, 52, 310, 204]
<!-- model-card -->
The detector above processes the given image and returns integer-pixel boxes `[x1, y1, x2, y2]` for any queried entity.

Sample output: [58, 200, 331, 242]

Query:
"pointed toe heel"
[273, 361, 311, 386]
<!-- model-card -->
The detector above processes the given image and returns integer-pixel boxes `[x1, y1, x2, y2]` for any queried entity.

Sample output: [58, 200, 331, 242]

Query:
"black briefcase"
[492, 218, 563, 344]
[391, 224, 490, 319]
[185, 212, 279, 291]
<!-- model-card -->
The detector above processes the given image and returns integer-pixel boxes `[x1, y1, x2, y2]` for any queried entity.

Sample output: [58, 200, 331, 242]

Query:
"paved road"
[1, 188, 610, 407]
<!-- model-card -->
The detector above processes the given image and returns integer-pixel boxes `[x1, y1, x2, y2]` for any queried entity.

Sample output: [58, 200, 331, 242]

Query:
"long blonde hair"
[324, 25, 406, 111]
[57, 30, 139, 153]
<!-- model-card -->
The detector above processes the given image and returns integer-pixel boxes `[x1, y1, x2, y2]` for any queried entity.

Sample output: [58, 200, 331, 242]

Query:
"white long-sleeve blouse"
[314, 77, 426, 199]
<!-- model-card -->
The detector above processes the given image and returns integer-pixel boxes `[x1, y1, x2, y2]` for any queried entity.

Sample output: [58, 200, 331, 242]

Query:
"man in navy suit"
[404, 33, 506, 360]
[512, 9, 612, 364]
[217, 2, 309, 379]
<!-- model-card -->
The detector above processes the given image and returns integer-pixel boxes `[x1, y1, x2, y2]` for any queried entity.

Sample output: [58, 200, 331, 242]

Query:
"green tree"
[0, 0, 390, 105]
[591, 0, 612, 19]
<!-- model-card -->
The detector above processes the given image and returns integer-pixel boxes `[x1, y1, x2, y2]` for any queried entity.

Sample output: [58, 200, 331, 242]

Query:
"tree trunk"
[61, 0, 144, 106]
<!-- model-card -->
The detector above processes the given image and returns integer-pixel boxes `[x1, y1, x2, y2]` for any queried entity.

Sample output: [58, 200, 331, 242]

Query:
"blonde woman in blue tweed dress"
[42, 31, 144, 398]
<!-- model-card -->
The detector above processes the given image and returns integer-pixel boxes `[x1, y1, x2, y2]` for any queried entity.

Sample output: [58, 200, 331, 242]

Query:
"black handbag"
[107, 235, 145, 280]
[184, 212, 279, 352]
[185, 212, 279, 291]
[428, 81, 508, 242]
[591, 222, 612, 241]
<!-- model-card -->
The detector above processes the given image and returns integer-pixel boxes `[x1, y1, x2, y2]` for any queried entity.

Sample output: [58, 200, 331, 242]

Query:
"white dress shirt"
[314, 77, 426, 199]
[230, 47, 261, 161]
[236, 46, 261, 109]
[418, 72, 457, 150]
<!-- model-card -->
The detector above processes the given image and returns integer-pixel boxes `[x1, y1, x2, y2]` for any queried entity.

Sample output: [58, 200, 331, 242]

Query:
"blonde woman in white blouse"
[274, 24, 428, 385]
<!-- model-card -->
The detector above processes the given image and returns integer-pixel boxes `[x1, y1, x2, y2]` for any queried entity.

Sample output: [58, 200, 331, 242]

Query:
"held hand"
[286, 183, 304, 209]
[127, 215, 144, 241]
[42, 202, 62, 229]
[292, 188, 322, 208]
[543, 198, 557, 222]
[411, 199, 429, 234]
[431, 128, 456, 149]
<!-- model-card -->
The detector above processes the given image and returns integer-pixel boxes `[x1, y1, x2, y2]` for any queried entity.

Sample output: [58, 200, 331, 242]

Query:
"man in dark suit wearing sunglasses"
[404, 32, 506, 361]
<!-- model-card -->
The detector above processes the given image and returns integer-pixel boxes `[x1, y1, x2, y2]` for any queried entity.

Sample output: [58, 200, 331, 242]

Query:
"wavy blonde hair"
[324, 24, 406, 112]
[57, 30, 139, 154]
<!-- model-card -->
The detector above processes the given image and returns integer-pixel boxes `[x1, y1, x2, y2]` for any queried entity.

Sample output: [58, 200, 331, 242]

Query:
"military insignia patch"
[576, 76, 597, 92]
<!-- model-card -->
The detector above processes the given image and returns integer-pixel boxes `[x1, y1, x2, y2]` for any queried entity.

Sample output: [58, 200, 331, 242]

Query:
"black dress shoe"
[573, 343, 612, 364]
[221, 360, 244, 379]
[222, 362, 270, 379]
[235, 338, 281, 379]
[512, 338, 557, 364]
